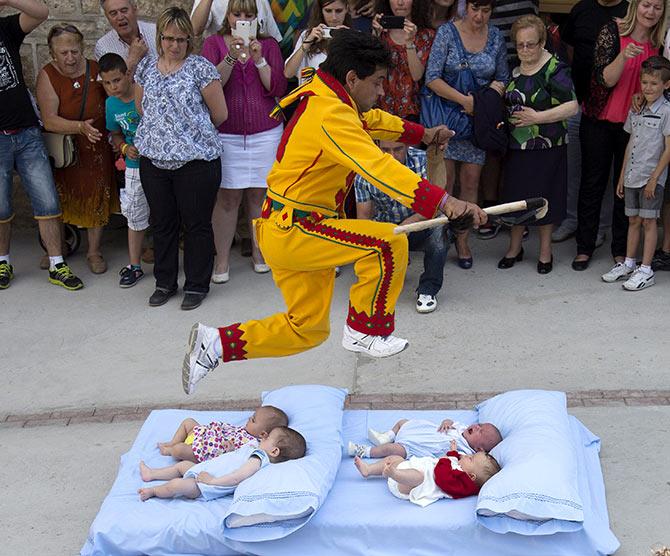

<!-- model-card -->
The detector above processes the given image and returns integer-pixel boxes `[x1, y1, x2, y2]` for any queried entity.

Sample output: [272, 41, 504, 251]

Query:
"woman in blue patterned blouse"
[134, 7, 228, 310]
[424, 0, 508, 269]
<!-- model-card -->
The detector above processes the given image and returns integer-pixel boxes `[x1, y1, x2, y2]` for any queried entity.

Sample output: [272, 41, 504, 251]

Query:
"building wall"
[15, 0, 192, 89]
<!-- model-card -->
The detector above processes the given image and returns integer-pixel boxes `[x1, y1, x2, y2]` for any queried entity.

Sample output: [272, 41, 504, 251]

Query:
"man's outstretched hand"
[440, 196, 487, 230]
[423, 125, 455, 151]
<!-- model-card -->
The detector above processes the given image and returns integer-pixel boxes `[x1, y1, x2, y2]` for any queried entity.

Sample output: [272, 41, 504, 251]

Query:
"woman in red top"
[573, 0, 666, 271]
[372, 0, 435, 121]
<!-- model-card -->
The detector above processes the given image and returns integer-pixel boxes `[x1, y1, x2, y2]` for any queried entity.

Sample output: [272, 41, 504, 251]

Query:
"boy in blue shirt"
[99, 53, 148, 288]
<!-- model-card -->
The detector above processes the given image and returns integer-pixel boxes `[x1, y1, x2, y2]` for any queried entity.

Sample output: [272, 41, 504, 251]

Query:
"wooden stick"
[393, 198, 547, 234]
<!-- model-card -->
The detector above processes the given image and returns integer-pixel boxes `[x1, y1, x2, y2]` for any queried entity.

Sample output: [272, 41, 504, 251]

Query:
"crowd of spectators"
[1, 0, 669, 309]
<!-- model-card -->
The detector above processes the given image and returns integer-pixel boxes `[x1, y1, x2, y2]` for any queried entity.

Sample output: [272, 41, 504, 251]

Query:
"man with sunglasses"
[0, 0, 84, 291]
[95, 0, 157, 76]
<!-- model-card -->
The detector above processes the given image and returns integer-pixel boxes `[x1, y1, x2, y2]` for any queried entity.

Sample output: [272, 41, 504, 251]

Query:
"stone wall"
[16, 0, 192, 89]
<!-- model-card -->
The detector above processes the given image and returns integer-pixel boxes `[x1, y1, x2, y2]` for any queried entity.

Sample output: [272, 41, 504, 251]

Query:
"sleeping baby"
[354, 439, 500, 507]
[138, 426, 306, 502]
[348, 417, 502, 459]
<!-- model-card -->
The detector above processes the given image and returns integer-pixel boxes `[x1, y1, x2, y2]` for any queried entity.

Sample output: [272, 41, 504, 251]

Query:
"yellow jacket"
[267, 69, 446, 219]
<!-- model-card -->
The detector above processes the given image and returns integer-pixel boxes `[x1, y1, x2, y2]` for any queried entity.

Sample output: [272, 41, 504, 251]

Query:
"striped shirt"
[489, 0, 539, 64]
[354, 147, 427, 224]
[94, 20, 158, 62]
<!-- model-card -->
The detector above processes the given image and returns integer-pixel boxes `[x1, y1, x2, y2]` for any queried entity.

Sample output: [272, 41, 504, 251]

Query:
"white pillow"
[475, 390, 584, 535]
[223, 384, 346, 542]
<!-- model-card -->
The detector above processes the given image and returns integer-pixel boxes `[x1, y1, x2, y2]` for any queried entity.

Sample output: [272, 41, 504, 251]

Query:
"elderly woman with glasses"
[36, 23, 116, 275]
[134, 7, 228, 310]
[497, 15, 577, 274]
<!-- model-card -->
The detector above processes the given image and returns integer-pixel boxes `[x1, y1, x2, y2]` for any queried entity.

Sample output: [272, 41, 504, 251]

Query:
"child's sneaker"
[49, 262, 83, 290]
[0, 261, 13, 289]
[119, 265, 144, 288]
[347, 441, 370, 458]
[601, 262, 634, 283]
[622, 268, 655, 291]
[182, 323, 221, 395]
[368, 428, 393, 446]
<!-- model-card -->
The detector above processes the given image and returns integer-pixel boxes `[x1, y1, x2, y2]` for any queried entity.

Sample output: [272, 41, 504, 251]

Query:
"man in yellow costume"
[182, 30, 486, 395]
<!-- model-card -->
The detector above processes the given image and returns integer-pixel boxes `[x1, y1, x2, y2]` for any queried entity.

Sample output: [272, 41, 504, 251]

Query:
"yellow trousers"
[217, 203, 409, 361]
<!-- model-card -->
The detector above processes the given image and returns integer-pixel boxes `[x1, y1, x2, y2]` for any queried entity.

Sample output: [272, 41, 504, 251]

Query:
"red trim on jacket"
[316, 69, 354, 108]
[411, 179, 448, 219]
[398, 120, 425, 145]
[276, 92, 314, 163]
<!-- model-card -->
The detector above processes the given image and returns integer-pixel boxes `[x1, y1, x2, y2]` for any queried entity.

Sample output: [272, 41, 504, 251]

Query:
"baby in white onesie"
[348, 418, 502, 459]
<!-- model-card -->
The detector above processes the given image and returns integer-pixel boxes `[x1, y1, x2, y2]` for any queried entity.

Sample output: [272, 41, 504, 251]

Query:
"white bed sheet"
[82, 409, 619, 556]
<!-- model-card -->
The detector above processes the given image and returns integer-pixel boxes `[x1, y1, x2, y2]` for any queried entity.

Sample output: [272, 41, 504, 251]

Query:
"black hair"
[271, 427, 307, 463]
[641, 55, 670, 83]
[98, 52, 128, 75]
[375, 0, 432, 30]
[320, 28, 390, 84]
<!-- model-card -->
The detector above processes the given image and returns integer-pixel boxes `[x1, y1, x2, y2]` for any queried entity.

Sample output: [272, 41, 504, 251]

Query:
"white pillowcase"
[223, 384, 346, 542]
[475, 389, 584, 535]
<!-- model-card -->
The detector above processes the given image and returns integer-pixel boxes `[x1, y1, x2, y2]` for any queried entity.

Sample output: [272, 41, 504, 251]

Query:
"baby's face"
[244, 408, 270, 438]
[458, 451, 491, 478]
[462, 423, 501, 452]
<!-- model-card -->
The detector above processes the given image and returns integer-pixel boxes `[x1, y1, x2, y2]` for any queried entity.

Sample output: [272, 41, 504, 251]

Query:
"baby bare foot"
[354, 456, 370, 478]
[157, 442, 173, 456]
[139, 460, 154, 482]
[138, 487, 155, 501]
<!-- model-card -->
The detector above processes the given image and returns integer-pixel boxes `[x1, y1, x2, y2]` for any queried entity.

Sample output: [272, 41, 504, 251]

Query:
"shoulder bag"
[43, 60, 91, 169]
[419, 22, 479, 140]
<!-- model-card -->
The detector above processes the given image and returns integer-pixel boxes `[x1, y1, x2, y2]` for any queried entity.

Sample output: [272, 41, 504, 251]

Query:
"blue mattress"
[82, 409, 619, 556]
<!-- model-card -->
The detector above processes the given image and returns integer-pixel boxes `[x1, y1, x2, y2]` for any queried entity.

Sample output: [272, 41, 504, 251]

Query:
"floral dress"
[425, 21, 508, 164]
[378, 28, 435, 120]
[502, 55, 576, 225]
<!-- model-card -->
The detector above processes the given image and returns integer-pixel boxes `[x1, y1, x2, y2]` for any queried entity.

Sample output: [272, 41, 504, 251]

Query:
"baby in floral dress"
[157, 405, 288, 463]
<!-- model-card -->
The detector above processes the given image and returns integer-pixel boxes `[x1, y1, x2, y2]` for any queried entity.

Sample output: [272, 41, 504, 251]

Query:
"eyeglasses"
[516, 40, 540, 50]
[160, 34, 190, 45]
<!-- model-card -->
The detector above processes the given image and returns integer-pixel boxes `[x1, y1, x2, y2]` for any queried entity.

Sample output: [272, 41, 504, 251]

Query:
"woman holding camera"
[202, 0, 286, 282]
[372, 0, 435, 121]
[284, 0, 351, 85]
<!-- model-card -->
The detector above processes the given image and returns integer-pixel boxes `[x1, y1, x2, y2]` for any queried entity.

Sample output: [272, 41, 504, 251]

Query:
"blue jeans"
[408, 226, 451, 296]
[0, 127, 61, 223]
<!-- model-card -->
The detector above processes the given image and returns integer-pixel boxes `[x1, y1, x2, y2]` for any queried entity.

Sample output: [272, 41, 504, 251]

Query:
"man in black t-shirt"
[0, 0, 83, 290]
[551, 0, 629, 243]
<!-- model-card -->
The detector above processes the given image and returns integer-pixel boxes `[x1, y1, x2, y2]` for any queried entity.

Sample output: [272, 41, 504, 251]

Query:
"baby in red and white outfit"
[157, 405, 288, 463]
[354, 439, 500, 507]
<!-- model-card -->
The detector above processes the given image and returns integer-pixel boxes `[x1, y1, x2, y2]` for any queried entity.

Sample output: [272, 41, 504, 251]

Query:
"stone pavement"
[1, 225, 669, 555]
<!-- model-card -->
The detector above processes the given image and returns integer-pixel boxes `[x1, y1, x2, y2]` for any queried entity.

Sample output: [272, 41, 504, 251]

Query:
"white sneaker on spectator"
[416, 294, 437, 313]
[368, 428, 393, 446]
[602, 262, 634, 283]
[622, 268, 655, 291]
[182, 323, 221, 395]
[342, 324, 408, 357]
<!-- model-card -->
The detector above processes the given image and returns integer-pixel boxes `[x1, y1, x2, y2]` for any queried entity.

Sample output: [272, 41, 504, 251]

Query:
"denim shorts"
[0, 126, 61, 222]
[624, 184, 664, 219]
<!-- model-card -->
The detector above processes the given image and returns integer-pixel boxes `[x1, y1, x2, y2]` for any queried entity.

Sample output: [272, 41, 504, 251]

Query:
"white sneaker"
[602, 262, 634, 283]
[341, 324, 408, 358]
[368, 428, 392, 446]
[416, 293, 437, 313]
[182, 323, 221, 395]
[347, 441, 370, 458]
[622, 268, 655, 291]
[211, 270, 229, 283]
